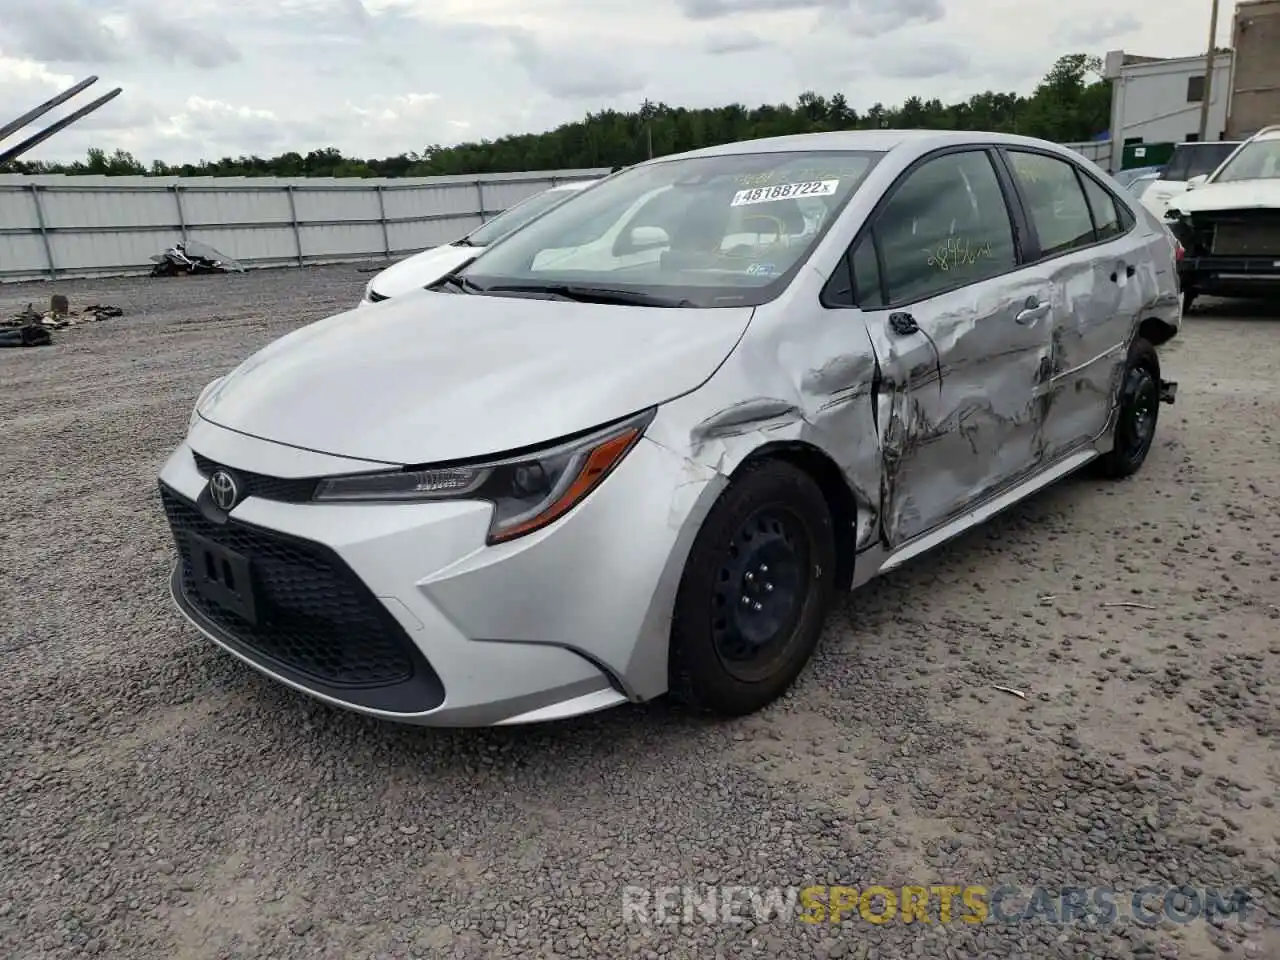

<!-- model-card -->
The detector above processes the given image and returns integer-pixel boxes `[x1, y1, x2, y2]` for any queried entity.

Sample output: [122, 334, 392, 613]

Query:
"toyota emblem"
[208, 469, 240, 511]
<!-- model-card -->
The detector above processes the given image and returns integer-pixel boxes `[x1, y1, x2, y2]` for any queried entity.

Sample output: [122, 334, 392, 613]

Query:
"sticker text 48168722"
[730, 180, 839, 206]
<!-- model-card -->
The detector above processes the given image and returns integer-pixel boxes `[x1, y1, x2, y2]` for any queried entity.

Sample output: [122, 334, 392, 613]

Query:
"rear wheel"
[1182, 287, 1197, 314]
[668, 460, 835, 716]
[1095, 337, 1161, 479]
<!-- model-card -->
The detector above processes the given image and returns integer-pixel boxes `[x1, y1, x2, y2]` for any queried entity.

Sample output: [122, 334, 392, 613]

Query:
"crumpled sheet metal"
[646, 232, 1177, 558]
[646, 305, 884, 554]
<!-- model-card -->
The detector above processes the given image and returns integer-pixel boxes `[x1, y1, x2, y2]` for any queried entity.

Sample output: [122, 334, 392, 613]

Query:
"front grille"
[161, 485, 418, 688]
[1211, 219, 1280, 256]
[191, 451, 317, 503]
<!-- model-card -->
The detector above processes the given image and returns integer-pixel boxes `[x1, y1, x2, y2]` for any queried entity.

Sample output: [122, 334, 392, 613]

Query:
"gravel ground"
[1, 266, 1278, 960]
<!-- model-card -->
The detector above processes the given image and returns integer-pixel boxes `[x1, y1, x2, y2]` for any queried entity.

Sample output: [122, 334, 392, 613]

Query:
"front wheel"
[668, 459, 836, 716]
[1095, 337, 1161, 479]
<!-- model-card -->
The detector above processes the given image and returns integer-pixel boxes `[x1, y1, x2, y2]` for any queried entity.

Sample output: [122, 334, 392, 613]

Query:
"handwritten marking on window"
[928, 236, 994, 271]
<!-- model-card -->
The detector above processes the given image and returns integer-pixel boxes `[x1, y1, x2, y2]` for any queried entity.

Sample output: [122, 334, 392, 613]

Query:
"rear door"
[999, 148, 1150, 458]
[822, 146, 1054, 548]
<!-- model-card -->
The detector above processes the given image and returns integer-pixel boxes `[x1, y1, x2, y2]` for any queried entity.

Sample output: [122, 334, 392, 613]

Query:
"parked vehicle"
[1125, 171, 1161, 200]
[160, 130, 1180, 727]
[1164, 124, 1280, 311]
[1112, 164, 1163, 191]
[359, 180, 600, 306]
[1140, 140, 1242, 217]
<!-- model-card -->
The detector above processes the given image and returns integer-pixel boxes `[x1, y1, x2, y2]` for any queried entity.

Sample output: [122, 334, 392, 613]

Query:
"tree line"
[2, 54, 1110, 179]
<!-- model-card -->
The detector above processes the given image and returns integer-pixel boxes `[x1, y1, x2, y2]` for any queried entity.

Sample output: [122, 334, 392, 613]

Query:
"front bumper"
[157, 418, 722, 726]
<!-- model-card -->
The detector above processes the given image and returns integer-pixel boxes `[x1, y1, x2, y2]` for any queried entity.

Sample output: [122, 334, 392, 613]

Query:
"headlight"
[312, 409, 654, 544]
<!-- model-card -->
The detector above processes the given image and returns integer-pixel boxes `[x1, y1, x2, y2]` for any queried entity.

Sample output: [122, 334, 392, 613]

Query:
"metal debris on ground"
[992, 684, 1029, 700]
[150, 240, 245, 277]
[1, 296, 124, 347]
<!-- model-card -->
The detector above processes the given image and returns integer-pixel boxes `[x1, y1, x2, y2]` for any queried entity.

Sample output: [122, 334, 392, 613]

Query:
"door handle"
[1126, 264, 1136, 277]
[1015, 297, 1049, 325]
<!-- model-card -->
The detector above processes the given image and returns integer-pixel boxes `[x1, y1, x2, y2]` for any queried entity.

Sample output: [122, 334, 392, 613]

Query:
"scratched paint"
[642, 137, 1182, 582]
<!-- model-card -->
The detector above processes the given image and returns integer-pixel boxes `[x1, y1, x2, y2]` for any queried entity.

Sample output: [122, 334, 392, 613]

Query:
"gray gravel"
[2, 267, 1278, 960]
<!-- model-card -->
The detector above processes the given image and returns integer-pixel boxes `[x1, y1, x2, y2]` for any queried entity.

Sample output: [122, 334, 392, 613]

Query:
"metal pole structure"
[475, 181, 487, 223]
[28, 184, 56, 279]
[285, 185, 304, 267]
[1198, 0, 1222, 141]
[0, 76, 98, 144]
[375, 185, 390, 258]
[0, 87, 123, 167]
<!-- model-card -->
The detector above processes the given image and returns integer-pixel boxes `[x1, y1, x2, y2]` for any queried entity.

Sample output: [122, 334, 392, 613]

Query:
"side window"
[1079, 175, 1125, 240]
[1007, 151, 1096, 257]
[850, 239, 884, 308]
[872, 150, 1017, 305]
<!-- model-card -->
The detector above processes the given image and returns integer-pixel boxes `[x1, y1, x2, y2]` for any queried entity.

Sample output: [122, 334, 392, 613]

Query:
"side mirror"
[614, 225, 669, 256]
[1185, 174, 1208, 191]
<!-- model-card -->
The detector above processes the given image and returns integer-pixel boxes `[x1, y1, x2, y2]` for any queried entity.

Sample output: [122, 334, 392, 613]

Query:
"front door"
[847, 148, 1055, 547]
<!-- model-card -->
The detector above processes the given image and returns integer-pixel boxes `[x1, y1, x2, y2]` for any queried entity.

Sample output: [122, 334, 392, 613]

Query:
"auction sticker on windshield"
[731, 180, 839, 206]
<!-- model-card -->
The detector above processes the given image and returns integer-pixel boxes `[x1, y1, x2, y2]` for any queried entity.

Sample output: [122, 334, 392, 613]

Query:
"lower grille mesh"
[160, 485, 416, 688]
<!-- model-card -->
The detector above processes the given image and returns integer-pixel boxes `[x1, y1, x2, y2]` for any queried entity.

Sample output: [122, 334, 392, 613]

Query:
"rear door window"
[1006, 151, 1096, 258]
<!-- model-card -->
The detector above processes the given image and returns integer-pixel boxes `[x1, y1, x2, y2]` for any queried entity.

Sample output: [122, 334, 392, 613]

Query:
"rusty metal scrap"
[2, 298, 125, 332]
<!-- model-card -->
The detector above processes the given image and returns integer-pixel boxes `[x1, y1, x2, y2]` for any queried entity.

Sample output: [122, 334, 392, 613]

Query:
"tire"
[668, 459, 836, 716]
[1182, 288, 1197, 314]
[1095, 336, 1161, 479]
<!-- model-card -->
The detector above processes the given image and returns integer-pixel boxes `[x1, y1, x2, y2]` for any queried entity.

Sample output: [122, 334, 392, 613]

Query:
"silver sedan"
[159, 129, 1181, 726]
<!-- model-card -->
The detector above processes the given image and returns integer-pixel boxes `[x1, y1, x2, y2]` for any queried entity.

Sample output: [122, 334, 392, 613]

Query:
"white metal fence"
[0, 168, 610, 283]
[1062, 139, 1113, 169]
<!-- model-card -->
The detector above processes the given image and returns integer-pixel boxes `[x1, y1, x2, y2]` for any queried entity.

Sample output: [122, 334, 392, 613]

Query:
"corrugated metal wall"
[0, 168, 611, 283]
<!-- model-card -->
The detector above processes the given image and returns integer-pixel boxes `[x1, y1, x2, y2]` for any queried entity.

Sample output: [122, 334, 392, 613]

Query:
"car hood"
[1166, 180, 1280, 216]
[198, 291, 754, 465]
[367, 244, 477, 299]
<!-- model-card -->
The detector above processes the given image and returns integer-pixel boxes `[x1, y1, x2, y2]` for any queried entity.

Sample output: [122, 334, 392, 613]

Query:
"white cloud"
[0, 0, 1234, 165]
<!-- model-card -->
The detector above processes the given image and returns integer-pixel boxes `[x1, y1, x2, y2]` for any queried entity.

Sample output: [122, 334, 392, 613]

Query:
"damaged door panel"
[1000, 149, 1153, 459]
[863, 276, 1054, 546]
[849, 147, 1055, 548]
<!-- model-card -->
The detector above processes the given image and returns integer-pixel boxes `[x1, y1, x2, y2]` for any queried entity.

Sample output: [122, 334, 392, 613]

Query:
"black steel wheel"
[1096, 337, 1161, 479]
[669, 459, 836, 716]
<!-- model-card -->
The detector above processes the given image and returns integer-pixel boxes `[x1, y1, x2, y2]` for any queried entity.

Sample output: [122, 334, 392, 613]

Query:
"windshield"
[456, 150, 883, 308]
[1163, 143, 1239, 182]
[1211, 137, 1280, 183]
[464, 187, 586, 246]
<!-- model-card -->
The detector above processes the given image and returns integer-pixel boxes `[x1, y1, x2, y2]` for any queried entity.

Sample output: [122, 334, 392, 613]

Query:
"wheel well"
[1138, 316, 1177, 348]
[737, 442, 858, 590]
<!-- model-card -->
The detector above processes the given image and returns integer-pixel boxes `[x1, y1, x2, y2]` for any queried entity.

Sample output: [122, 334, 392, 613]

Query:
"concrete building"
[1227, 0, 1280, 138]
[1103, 49, 1234, 173]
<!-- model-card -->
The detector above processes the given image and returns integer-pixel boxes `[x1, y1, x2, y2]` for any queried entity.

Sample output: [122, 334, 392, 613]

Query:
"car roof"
[548, 179, 599, 192]
[1174, 140, 1242, 147]
[643, 129, 1099, 163]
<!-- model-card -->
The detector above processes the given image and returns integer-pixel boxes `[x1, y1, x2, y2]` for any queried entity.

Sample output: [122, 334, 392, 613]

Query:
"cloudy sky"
[0, 0, 1229, 164]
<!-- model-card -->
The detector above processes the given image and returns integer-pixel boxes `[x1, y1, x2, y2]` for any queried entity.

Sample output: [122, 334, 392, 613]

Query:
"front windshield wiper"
[424, 256, 483, 294]
[480, 283, 695, 308]
[428, 273, 485, 294]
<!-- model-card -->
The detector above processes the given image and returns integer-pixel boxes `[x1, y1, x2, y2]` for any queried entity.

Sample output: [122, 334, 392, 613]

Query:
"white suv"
[1140, 140, 1242, 218]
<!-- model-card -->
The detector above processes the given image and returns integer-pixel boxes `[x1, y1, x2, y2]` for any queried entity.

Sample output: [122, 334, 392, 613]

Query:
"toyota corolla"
[160, 130, 1179, 726]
